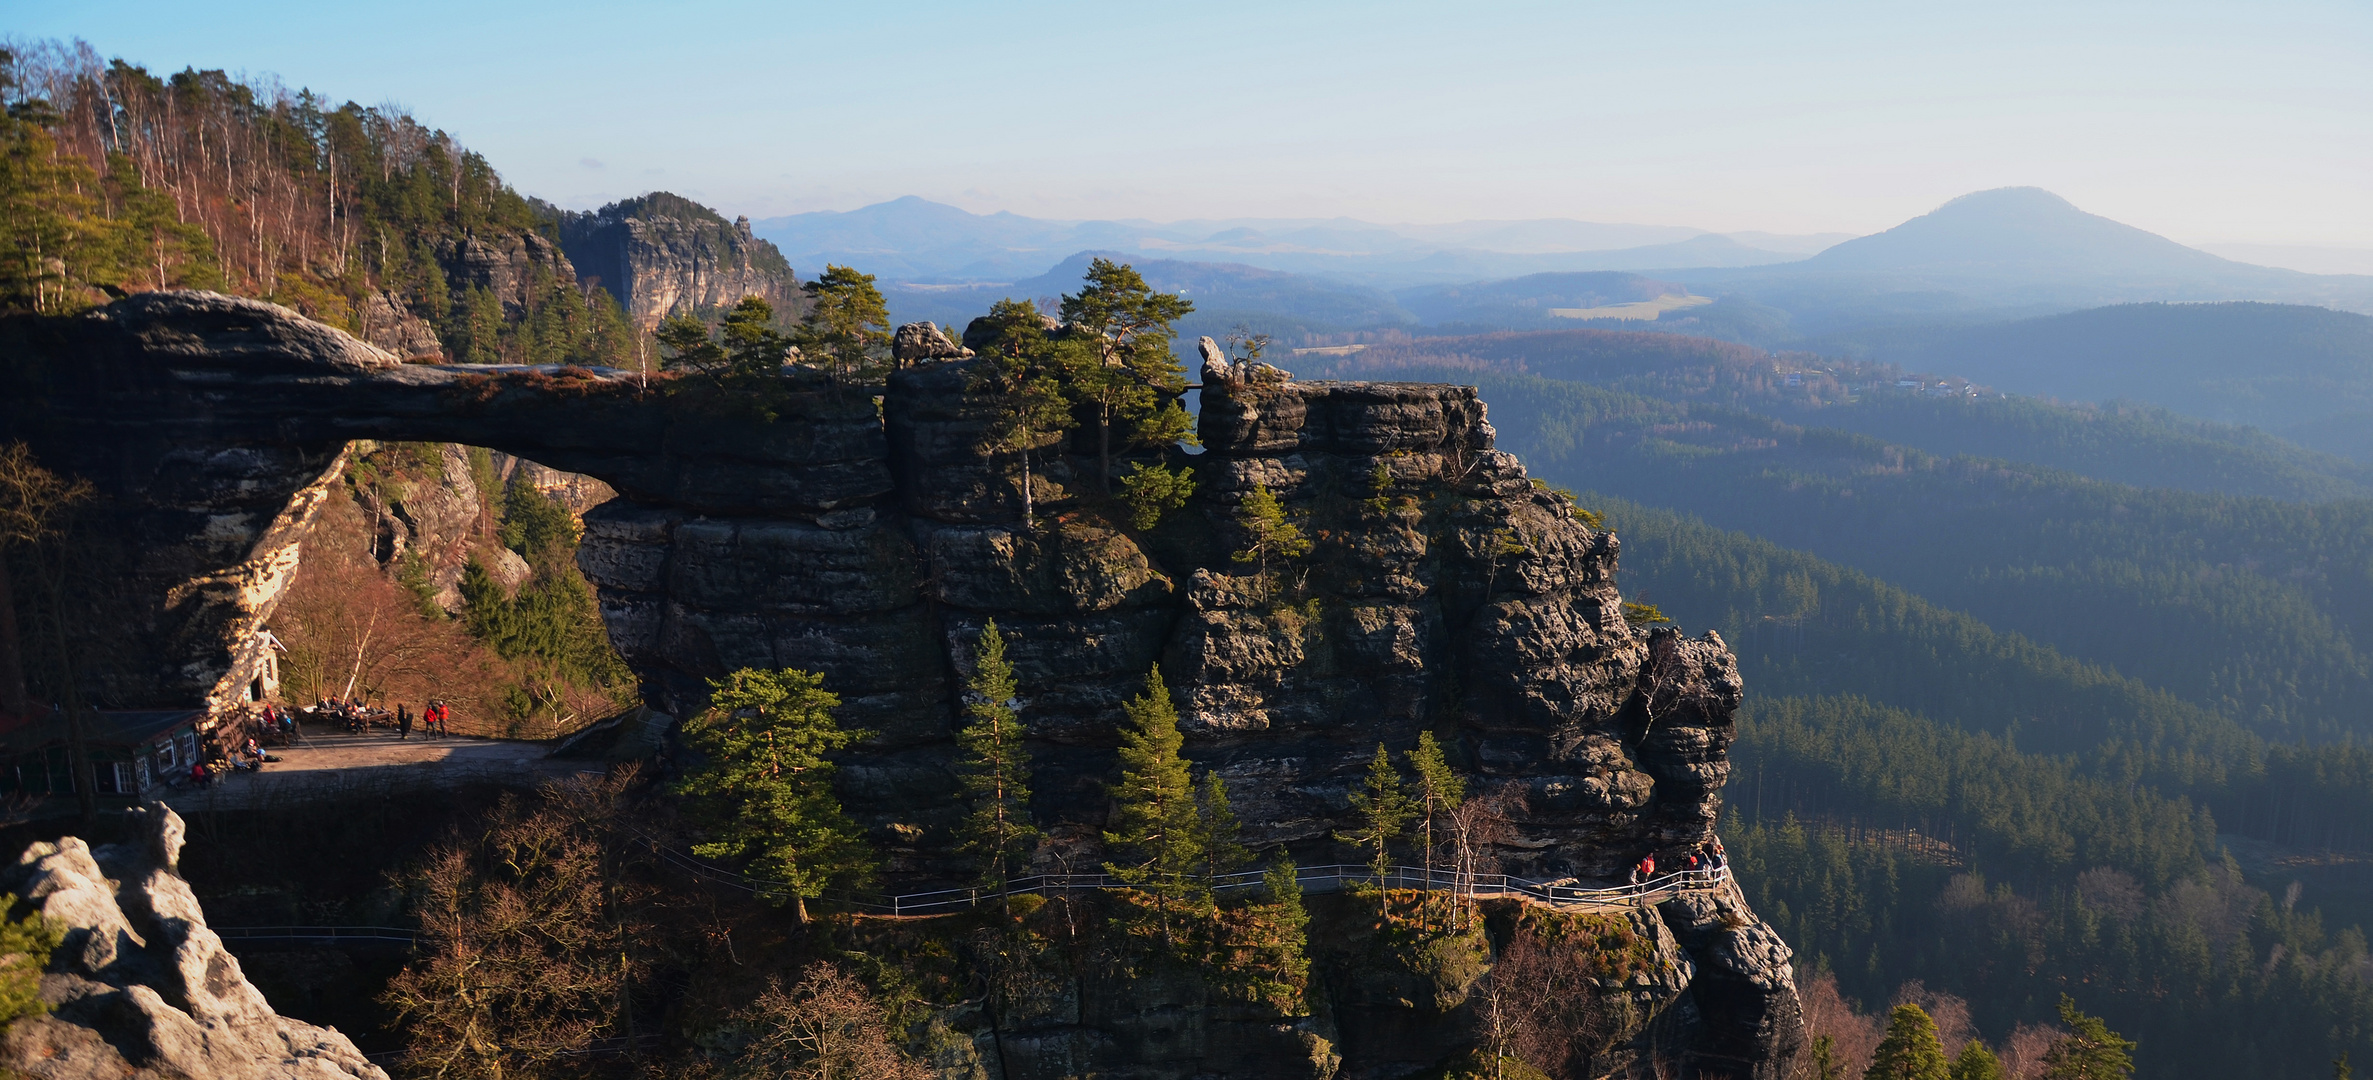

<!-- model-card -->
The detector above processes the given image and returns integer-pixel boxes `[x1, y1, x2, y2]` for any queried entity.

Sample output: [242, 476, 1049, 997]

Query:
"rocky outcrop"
[894, 321, 972, 362]
[1, 805, 386, 1079]
[555, 192, 801, 331]
[353, 290, 442, 359]
[0, 291, 1804, 1077]
[433, 231, 577, 316]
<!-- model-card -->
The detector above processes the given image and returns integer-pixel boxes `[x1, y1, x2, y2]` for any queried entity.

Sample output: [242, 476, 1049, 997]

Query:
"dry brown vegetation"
[720, 963, 930, 1080]
[270, 486, 510, 729]
[381, 772, 668, 1079]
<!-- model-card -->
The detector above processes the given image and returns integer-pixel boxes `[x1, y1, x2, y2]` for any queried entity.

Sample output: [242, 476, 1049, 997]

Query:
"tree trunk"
[1097, 401, 1113, 493]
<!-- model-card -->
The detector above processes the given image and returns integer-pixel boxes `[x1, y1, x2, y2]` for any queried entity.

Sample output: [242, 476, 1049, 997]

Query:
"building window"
[158, 741, 177, 770]
[135, 758, 151, 791]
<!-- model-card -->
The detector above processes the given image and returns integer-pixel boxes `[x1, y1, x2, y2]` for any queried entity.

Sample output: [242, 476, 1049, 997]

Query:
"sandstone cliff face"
[556, 192, 802, 331]
[0, 292, 1804, 1078]
[1, 806, 386, 1080]
[432, 230, 577, 317]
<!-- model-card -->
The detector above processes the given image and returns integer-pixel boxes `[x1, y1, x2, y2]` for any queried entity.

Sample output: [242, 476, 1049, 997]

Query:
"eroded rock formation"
[0, 291, 1803, 1077]
[555, 192, 802, 331]
[1, 805, 386, 1079]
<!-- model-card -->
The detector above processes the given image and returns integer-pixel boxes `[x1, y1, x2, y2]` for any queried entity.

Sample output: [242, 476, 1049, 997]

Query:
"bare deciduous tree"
[382, 772, 659, 1080]
[727, 962, 928, 1080]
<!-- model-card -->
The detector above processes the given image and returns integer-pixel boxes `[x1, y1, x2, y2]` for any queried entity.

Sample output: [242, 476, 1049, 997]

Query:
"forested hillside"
[0, 42, 638, 364]
[1596, 500, 2373, 1079]
[1810, 302, 2373, 462]
[1329, 328, 2373, 500]
[1306, 326, 2373, 1077]
[1312, 349, 2373, 747]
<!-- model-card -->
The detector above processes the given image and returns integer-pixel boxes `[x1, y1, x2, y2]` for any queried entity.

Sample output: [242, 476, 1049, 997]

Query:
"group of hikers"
[391, 700, 452, 740]
[304, 696, 451, 738]
[1627, 838, 1726, 886]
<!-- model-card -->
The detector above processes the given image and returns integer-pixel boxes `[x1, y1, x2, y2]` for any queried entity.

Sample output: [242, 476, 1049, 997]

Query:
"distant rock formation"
[555, 191, 802, 331]
[892, 321, 972, 362]
[433, 231, 577, 316]
[1, 805, 386, 1079]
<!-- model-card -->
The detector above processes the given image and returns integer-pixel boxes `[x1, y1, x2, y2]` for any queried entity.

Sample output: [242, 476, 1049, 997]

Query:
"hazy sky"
[12, 0, 2371, 245]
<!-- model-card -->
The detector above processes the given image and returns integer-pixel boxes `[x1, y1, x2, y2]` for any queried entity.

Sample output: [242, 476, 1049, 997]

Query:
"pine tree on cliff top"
[955, 622, 1039, 902]
[1057, 258, 1195, 491]
[1103, 665, 1206, 945]
[1865, 1003, 1951, 1080]
[795, 264, 892, 384]
[967, 298, 1078, 529]
[675, 667, 874, 923]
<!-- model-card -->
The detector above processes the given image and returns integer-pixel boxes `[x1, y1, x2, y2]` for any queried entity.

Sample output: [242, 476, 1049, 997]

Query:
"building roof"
[0, 709, 203, 757]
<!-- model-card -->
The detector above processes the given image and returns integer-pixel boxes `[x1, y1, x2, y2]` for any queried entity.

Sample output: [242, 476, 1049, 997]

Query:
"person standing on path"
[397, 703, 412, 740]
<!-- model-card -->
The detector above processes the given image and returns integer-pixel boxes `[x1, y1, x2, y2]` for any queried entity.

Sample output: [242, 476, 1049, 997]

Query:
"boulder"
[892, 321, 973, 362]
[1, 805, 387, 1080]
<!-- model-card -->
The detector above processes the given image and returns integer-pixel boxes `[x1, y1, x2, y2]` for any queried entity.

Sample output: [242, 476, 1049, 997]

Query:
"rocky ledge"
[1, 805, 385, 1079]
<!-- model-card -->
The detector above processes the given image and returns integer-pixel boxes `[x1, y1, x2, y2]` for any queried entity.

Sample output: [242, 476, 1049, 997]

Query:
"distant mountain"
[1800, 188, 2233, 278]
[751, 197, 1833, 288]
[1684, 188, 2373, 322]
[878, 251, 1413, 341]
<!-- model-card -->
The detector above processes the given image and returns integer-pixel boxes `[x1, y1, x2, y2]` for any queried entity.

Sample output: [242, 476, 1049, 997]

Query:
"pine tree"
[1406, 731, 1467, 915]
[1118, 461, 1196, 531]
[955, 622, 1038, 901]
[1195, 772, 1252, 893]
[675, 667, 874, 922]
[1240, 855, 1311, 1012]
[967, 299, 1079, 528]
[1865, 1003, 1951, 1080]
[2041, 996, 2135, 1080]
[796, 264, 891, 384]
[1056, 258, 1195, 490]
[1103, 665, 1204, 945]
[1231, 483, 1311, 578]
[1950, 1041, 2005, 1080]
[1336, 742, 1415, 920]
[1811, 1036, 1844, 1080]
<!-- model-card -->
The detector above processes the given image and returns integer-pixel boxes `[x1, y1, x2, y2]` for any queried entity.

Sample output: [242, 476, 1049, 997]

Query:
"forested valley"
[1304, 333, 2373, 1077]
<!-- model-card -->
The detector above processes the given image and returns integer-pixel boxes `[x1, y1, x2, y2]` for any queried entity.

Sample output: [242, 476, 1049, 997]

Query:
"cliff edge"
[1, 805, 385, 1079]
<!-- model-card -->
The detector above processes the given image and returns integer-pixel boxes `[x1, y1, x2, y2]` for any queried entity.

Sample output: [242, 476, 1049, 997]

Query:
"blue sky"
[9, 0, 2370, 244]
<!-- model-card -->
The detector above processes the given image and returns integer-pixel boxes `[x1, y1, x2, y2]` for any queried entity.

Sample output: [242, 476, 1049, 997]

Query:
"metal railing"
[209, 851, 1730, 948]
[632, 830, 1729, 916]
[211, 925, 420, 945]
